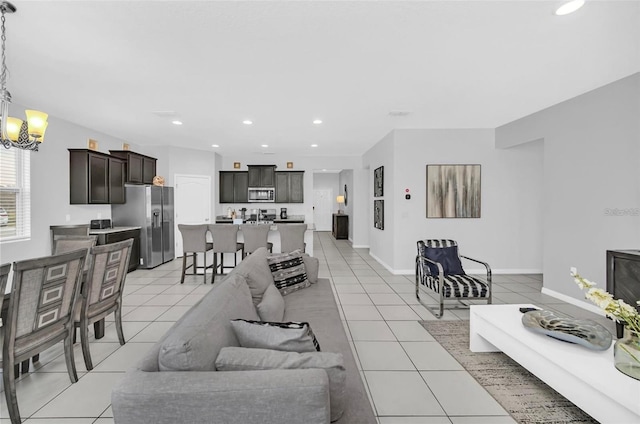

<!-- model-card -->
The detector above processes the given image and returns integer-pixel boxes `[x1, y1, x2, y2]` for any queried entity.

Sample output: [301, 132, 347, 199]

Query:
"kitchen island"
[212, 217, 314, 257]
[89, 226, 141, 272]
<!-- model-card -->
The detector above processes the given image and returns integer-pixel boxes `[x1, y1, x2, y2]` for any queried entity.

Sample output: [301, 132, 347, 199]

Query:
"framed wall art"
[374, 199, 384, 230]
[426, 164, 481, 218]
[374, 166, 384, 197]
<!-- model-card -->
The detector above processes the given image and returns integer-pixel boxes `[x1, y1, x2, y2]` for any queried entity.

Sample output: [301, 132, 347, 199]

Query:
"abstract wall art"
[374, 166, 384, 197]
[426, 164, 481, 218]
[374, 199, 384, 230]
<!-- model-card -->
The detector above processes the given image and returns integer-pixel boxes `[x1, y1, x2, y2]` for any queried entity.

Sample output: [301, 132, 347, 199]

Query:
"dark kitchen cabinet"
[109, 157, 126, 204]
[275, 171, 304, 203]
[109, 150, 157, 184]
[332, 214, 348, 240]
[248, 165, 276, 187]
[93, 228, 140, 272]
[69, 149, 125, 204]
[220, 171, 248, 203]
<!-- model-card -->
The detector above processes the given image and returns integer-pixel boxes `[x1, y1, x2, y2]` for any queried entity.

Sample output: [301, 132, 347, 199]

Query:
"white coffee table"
[470, 304, 640, 424]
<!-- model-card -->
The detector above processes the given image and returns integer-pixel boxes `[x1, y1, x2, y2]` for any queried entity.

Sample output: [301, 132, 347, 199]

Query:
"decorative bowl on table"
[522, 309, 613, 351]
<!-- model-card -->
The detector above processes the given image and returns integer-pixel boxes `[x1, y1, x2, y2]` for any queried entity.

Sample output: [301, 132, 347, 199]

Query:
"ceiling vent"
[388, 110, 411, 117]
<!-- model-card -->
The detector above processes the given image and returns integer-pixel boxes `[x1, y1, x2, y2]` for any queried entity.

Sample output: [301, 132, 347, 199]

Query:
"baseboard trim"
[351, 244, 369, 249]
[541, 287, 604, 316]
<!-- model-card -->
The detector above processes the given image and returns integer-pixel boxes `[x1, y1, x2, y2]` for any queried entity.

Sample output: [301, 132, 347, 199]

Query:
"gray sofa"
[111, 248, 377, 424]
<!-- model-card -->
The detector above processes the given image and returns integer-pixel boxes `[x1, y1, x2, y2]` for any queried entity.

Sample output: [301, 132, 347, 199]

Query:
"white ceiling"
[6, 1, 640, 156]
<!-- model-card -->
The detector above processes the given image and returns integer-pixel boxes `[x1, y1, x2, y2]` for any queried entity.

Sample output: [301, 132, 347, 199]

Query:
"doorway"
[313, 189, 333, 231]
[174, 174, 211, 257]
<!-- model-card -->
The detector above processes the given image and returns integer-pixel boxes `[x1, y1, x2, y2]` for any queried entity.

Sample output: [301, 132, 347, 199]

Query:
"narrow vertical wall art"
[374, 199, 384, 230]
[426, 164, 481, 218]
[374, 166, 384, 197]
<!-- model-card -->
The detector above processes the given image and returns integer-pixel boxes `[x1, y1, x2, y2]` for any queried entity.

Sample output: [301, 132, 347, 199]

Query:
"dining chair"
[52, 235, 98, 273]
[278, 224, 307, 253]
[2, 249, 86, 424]
[49, 224, 90, 252]
[178, 224, 213, 284]
[75, 238, 133, 370]
[209, 224, 244, 277]
[240, 224, 273, 258]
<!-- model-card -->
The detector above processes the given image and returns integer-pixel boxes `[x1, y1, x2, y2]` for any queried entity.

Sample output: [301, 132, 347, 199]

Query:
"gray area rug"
[420, 320, 599, 424]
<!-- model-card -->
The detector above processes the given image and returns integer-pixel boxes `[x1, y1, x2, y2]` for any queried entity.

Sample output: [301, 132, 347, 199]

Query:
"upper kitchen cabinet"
[275, 171, 304, 203]
[248, 165, 276, 187]
[219, 171, 248, 203]
[69, 149, 125, 204]
[109, 150, 157, 184]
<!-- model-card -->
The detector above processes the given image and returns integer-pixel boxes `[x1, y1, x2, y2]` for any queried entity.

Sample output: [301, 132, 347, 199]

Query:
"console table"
[332, 214, 348, 239]
[470, 304, 640, 424]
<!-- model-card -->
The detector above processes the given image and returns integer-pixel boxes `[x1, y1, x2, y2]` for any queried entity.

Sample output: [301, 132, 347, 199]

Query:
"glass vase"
[614, 329, 640, 380]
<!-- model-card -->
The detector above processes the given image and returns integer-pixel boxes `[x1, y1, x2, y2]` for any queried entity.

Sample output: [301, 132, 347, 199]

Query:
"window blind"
[0, 147, 31, 242]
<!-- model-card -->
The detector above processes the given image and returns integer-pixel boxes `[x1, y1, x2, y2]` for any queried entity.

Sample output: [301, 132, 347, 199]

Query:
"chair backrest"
[4, 249, 86, 358]
[278, 224, 307, 253]
[53, 235, 98, 273]
[81, 238, 133, 320]
[416, 239, 464, 276]
[240, 224, 271, 254]
[209, 224, 240, 253]
[50, 224, 90, 252]
[0, 262, 10, 315]
[178, 224, 210, 253]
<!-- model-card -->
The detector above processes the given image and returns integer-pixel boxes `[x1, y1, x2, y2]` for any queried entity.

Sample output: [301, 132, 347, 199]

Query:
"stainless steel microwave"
[248, 187, 275, 203]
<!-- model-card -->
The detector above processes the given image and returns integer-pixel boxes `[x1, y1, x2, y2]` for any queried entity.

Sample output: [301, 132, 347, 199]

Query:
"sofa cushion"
[234, 247, 274, 305]
[158, 274, 260, 371]
[256, 284, 285, 322]
[216, 347, 345, 422]
[267, 250, 310, 295]
[302, 254, 319, 284]
[230, 319, 320, 352]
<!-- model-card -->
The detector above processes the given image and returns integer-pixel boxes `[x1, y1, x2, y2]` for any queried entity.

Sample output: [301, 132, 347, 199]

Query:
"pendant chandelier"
[0, 1, 48, 151]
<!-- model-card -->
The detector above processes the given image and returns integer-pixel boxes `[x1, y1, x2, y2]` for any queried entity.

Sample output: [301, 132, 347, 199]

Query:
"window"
[0, 148, 31, 242]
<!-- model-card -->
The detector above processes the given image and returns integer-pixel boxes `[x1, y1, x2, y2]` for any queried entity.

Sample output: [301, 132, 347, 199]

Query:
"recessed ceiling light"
[261, 144, 268, 148]
[243, 120, 253, 125]
[311, 144, 318, 147]
[211, 144, 219, 148]
[555, 0, 585, 15]
[322, 169, 327, 172]
[171, 120, 183, 125]
[313, 119, 322, 125]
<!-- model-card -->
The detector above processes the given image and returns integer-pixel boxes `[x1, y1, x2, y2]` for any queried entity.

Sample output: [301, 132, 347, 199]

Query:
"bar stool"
[178, 224, 213, 284]
[278, 224, 307, 253]
[209, 224, 244, 277]
[240, 224, 273, 258]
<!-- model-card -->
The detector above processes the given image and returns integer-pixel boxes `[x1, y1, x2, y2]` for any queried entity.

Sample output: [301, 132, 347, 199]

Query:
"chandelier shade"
[0, 1, 48, 151]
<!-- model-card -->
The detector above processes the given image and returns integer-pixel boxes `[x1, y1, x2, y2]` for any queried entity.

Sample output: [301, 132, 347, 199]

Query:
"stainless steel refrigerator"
[111, 185, 175, 268]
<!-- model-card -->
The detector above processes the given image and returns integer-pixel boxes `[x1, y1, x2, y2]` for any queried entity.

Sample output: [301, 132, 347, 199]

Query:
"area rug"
[420, 320, 599, 424]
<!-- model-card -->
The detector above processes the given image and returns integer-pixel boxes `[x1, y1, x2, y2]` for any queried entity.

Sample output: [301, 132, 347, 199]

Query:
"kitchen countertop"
[89, 226, 141, 235]
[215, 215, 306, 224]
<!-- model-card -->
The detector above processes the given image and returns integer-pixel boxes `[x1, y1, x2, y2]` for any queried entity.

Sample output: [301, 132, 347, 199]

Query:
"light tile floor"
[1, 232, 613, 423]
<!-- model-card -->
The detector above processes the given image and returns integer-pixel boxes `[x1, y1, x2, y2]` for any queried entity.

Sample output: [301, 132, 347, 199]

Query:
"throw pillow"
[256, 284, 285, 322]
[302, 253, 319, 284]
[230, 319, 321, 352]
[267, 250, 310, 295]
[216, 347, 346, 422]
[234, 247, 274, 305]
[422, 245, 465, 276]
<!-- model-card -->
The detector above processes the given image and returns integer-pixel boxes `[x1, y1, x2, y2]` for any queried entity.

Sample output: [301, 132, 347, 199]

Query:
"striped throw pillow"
[267, 250, 310, 295]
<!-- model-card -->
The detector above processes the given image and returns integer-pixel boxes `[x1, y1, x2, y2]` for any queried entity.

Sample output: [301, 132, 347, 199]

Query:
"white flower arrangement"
[570, 267, 640, 334]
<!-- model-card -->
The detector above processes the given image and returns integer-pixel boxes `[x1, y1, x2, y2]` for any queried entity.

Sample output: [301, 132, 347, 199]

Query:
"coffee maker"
[280, 208, 287, 219]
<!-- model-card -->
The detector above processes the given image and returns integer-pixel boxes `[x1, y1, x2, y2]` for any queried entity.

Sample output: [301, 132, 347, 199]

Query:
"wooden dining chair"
[75, 238, 133, 370]
[2, 249, 86, 424]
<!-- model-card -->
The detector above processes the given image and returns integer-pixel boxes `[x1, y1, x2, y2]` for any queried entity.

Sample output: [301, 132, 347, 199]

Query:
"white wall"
[393, 129, 543, 273]
[338, 170, 354, 238]
[351, 168, 370, 248]
[496, 72, 640, 303]
[363, 131, 395, 268]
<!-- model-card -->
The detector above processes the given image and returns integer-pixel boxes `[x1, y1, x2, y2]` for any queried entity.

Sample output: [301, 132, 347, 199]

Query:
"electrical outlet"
[97, 212, 102, 219]
[65, 214, 71, 222]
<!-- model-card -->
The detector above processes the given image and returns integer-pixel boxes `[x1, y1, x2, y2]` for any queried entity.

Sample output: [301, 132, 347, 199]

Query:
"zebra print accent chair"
[415, 239, 492, 318]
